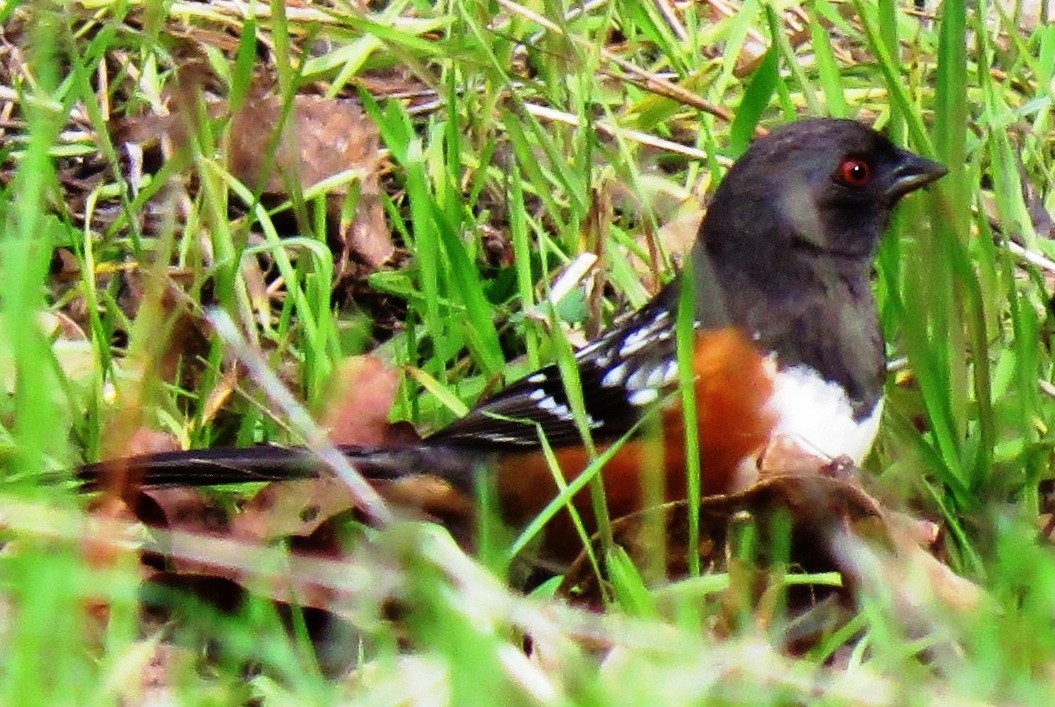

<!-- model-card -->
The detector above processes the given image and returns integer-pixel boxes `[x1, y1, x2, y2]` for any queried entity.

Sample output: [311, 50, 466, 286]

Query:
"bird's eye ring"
[836, 158, 872, 187]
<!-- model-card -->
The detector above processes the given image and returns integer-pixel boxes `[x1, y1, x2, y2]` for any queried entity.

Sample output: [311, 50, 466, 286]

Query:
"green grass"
[1, 0, 1055, 702]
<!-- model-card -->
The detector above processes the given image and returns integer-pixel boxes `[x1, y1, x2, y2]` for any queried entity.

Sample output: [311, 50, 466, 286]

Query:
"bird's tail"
[77, 443, 481, 493]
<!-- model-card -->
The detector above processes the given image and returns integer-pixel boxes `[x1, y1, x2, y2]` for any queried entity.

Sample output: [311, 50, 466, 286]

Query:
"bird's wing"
[429, 287, 692, 449]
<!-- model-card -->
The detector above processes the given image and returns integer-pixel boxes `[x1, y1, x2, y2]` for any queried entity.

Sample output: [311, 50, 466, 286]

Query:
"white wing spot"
[526, 373, 547, 384]
[577, 337, 616, 367]
[628, 388, 659, 406]
[528, 389, 546, 402]
[643, 363, 670, 390]
[617, 311, 674, 358]
[618, 326, 656, 357]
[479, 432, 527, 443]
[592, 349, 615, 367]
[625, 366, 650, 391]
[601, 362, 629, 388]
[537, 396, 573, 420]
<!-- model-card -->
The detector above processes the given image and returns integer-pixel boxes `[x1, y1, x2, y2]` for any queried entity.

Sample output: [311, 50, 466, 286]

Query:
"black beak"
[885, 148, 948, 203]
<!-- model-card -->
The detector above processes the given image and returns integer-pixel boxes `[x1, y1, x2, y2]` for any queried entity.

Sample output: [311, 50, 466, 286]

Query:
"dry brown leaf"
[835, 510, 986, 615]
[230, 474, 474, 553]
[134, 487, 231, 537]
[558, 459, 985, 654]
[558, 473, 885, 608]
[321, 355, 416, 447]
[227, 96, 375, 194]
[119, 94, 392, 272]
[229, 477, 360, 544]
[227, 95, 393, 271]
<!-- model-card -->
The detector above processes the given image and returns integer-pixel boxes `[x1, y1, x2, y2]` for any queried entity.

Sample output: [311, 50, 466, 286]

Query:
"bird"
[79, 118, 947, 564]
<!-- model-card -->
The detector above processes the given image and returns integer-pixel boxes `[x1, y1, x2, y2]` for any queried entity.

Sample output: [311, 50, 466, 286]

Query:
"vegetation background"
[0, 0, 1054, 702]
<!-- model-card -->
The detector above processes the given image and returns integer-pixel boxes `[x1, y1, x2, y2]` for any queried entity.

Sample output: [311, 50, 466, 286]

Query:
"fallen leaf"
[322, 355, 416, 447]
[230, 478, 360, 544]
[833, 510, 986, 616]
[137, 487, 229, 532]
[229, 474, 474, 555]
[227, 96, 376, 195]
[558, 473, 885, 609]
[228, 95, 393, 271]
[119, 94, 393, 275]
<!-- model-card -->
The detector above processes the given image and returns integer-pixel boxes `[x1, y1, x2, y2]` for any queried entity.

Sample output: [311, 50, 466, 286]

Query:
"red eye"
[837, 158, 872, 187]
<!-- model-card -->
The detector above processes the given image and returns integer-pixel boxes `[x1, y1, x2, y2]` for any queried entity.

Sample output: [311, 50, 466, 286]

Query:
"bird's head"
[700, 119, 947, 276]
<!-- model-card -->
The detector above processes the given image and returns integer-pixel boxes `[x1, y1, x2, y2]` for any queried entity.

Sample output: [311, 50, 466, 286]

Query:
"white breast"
[766, 364, 883, 464]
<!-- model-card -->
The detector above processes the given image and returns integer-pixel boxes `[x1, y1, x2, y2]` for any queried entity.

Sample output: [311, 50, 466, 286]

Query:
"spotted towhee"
[80, 119, 947, 561]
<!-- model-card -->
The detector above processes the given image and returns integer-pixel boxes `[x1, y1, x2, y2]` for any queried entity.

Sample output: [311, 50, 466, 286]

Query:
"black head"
[688, 119, 947, 414]
[699, 119, 947, 278]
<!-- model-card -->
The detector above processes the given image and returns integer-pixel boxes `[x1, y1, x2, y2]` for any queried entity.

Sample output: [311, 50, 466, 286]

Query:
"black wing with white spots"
[428, 283, 686, 450]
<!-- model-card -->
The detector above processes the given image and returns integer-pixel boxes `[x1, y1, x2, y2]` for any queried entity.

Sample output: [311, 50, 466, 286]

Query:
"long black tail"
[77, 443, 482, 492]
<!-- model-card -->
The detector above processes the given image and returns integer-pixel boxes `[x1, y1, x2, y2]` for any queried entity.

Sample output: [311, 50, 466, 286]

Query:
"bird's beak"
[885, 148, 948, 203]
